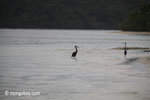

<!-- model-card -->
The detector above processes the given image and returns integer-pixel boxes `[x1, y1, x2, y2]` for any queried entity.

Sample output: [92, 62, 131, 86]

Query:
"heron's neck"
[124, 44, 126, 49]
[75, 47, 78, 52]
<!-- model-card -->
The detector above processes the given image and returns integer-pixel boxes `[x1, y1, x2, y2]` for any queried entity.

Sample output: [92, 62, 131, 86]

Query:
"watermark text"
[4, 91, 40, 96]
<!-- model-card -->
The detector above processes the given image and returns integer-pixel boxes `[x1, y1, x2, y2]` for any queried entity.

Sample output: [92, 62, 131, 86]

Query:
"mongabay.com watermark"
[3, 90, 40, 96]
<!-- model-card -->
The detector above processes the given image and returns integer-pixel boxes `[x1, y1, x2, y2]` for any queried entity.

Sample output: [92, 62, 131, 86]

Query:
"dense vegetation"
[120, 4, 150, 31]
[0, 0, 149, 29]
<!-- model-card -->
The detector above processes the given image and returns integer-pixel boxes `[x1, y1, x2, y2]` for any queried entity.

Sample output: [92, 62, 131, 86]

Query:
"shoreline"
[112, 47, 150, 50]
[113, 31, 150, 35]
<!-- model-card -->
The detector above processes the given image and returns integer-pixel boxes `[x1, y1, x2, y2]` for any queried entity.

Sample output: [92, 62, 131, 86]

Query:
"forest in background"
[0, 0, 150, 30]
[120, 4, 150, 31]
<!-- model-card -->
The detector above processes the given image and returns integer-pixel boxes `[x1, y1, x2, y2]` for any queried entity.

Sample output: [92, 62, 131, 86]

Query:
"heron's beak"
[75, 46, 79, 48]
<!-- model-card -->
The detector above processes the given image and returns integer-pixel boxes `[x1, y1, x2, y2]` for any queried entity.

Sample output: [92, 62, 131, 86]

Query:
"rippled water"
[0, 29, 150, 100]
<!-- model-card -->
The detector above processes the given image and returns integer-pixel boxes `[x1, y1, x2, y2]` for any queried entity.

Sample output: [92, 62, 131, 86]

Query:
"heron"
[72, 46, 79, 58]
[124, 42, 127, 58]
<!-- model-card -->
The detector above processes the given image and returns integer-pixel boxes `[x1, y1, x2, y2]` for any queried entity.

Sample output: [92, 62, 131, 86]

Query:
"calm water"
[0, 29, 150, 100]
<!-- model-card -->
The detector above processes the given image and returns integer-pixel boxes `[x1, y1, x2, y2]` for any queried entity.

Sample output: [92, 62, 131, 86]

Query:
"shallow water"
[0, 29, 150, 100]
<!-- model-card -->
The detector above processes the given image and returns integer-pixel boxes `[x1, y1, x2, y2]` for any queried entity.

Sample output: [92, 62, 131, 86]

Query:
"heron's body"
[124, 42, 127, 57]
[72, 46, 79, 58]
[124, 49, 127, 56]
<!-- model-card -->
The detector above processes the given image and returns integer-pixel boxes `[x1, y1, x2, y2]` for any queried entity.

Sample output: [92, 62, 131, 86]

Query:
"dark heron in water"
[124, 42, 127, 57]
[72, 46, 79, 58]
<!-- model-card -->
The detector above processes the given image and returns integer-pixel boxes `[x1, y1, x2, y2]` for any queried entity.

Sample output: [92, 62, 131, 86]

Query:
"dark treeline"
[0, 0, 149, 29]
[120, 4, 150, 31]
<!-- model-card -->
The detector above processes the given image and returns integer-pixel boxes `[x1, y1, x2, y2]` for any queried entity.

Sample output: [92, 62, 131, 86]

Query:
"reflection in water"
[120, 57, 139, 65]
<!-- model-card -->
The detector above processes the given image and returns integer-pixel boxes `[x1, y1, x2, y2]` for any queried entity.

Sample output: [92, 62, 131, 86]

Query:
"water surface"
[0, 29, 150, 100]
